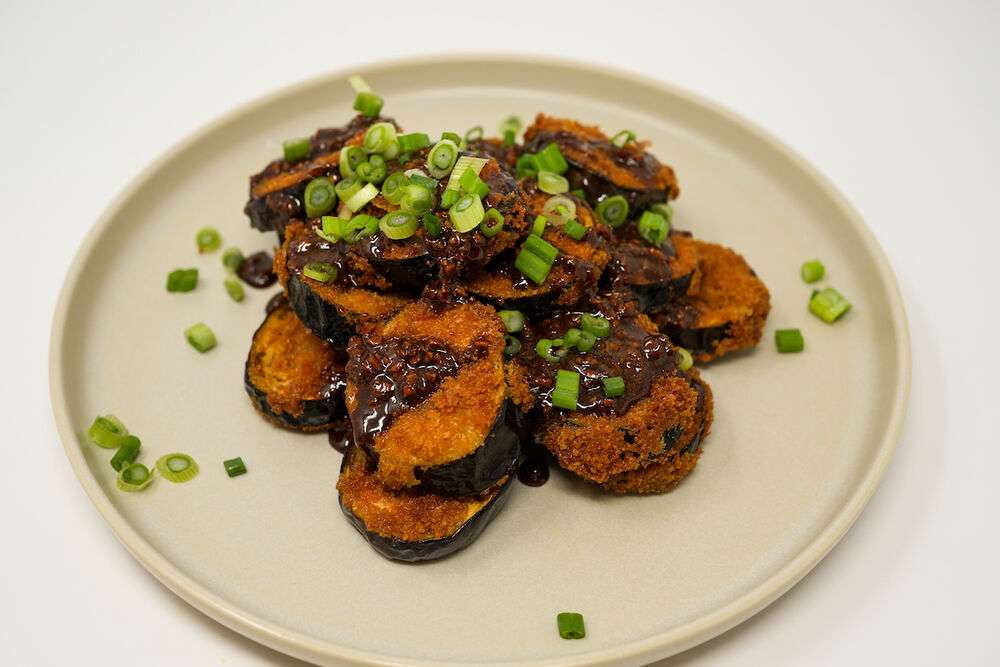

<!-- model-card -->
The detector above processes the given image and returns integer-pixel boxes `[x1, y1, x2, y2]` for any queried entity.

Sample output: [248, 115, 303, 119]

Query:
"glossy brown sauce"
[265, 292, 287, 315]
[328, 416, 354, 453]
[517, 459, 550, 486]
[238, 251, 277, 288]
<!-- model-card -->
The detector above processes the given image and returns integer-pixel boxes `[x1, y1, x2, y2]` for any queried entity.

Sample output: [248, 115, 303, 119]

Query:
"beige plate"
[50, 56, 910, 666]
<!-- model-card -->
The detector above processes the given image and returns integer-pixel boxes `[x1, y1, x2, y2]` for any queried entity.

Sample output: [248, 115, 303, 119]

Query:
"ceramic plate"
[49, 56, 910, 666]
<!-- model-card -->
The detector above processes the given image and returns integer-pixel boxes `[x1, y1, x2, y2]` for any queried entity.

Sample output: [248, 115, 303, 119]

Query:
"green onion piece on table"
[503, 335, 521, 356]
[223, 274, 245, 302]
[533, 143, 568, 174]
[422, 213, 442, 237]
[339, 145, 367, 179]
[224, 457, 247, 478]
[611, 129, 635, 147]
[562, 219, 586, 240]
[363, 122, 397, 154]
[196, 227, 221, 253]
[450, 194, 485, 232]
[303, 177, 337, 218]
[480, 208, 504, 237]
[397, 132, 430, 152]
[184, 322, 216, 353]
[801, 260, 825, 283]
[353, 91, 383, 119]
[303, 262, 337, 283]
[499, 310, 525, 333]
[282, 137, 310, 162]
[595, 195, 629, 226]
[775, 328, 805, 353]
[677, 347, 693, 371]
[602, 376, 625, 398]
[580, 313, 610, 338]
[88, 414, 130, 449]
[379, 211, 419, 240]
[156, 453, 199, 483]
[464, 125, 483, 143]
[117, 463, 153, 492]
[221, 247, 244, 272]
[166, 268, 198, 293]
[809, 287, 852, 323]
[557, 612, 586, 639]
[110, 435, 141, 472]
[637, 210, 670, 246]
[538, 170, 569, 195]
[427, 139, 459, 178]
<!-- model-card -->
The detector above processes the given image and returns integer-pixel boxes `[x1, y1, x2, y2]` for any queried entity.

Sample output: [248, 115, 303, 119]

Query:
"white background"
[2, 1, 997, 665]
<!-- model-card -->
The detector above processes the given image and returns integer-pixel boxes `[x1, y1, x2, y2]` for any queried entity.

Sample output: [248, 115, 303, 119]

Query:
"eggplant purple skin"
[625, 271, 694, 312]
[365, 252, 438, 290]
[245, 188, 304, 241]
[563, 163, 672, 218]
[339, 458, 518, 562]
[285, 270, 358, 348]
[413, 399, 524, 495]
[243, 364, 347, 429]
[655, 318, 732, 359]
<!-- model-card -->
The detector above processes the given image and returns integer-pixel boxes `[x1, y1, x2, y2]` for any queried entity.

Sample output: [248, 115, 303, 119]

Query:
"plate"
[49, 56, 910, 666]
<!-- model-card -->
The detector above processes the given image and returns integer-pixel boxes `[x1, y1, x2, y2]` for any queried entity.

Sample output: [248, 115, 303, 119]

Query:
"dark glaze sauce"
[238, 251, 277, 288]
[265, 292, 287, 315]
[490, 250, 597, 297]
[605, 227, 676, 288]
[286, 235, 364, 289]
[328, 416, 354, 453]
[517, 459, 550, 486]
[345, 332, 492, 450]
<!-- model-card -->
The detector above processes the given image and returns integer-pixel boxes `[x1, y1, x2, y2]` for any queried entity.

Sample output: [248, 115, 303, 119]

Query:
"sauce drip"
[265, 292, 286, 315]
[238, 251, 277, 288]
[517, 459, 550, 486]
[328, 416, 354, 454]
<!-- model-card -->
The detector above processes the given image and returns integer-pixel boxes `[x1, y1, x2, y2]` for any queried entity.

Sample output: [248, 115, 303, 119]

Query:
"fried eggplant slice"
[244, 297, 347, 430]
[651, 240, 770, 362]
[345, 299, 521, 494]
[602, 229, 700, 312]
[522, 114, 679, 217]
[338, 446, 517, 562]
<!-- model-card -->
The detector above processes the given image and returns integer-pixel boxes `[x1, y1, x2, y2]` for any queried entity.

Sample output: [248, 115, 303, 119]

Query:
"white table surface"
[2, 1, 997, 665]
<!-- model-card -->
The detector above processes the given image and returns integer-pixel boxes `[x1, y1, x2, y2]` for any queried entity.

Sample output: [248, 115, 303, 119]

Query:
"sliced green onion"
[399, 184, 435, 214]
[356, 155, 387, 185]
[224, 457, 247, 478]
[542, 195, 576, 225]
[602, 376, 625, 398]
[117, 463, 153, 492]
[552, 370, 580, 410]
[382, 137, 401, 160]
[515, 153, 537, 179]
[353, 91, 383, 119]
[221, 247, 244, 272]
[348, 75, 371, 93]
[422, 212, 442, 237]
[184, 322, 216, 353]
[524, 234, 559, 264]
[532, 215, 547, 236]
[649, 202, 674, 222]
[637, 210, 670, 246]
[379, 211, 419, 240]
[441, 131, 462, 145]
[282, 137, 310, 162]
[535, 338, 568, 362]
[464, 125, 483, 143]
[441, 189, 460, 209]
[563, 328, 583, 348]
[538, 170, 569, 195]
[406, 172, 438, 192]
[320, 216, 347, 242]
[801, 260, 825, 283]
[88, 414, 130, 449]
[166, 268, 198, 293]
[450, 193, 485, 232]
[775, 328, 805, 353]
[611, 129, 636, 148]
[499, 115, 522, 134]
[515, 247, 553, 285]
[110, 435, 141, 472]
[503, 335, 521, 356]
[595, 195, 629, 226]
[397, 132, 430, 153]
[678, 346, 693, 371]
[224, 274, 245, 302]
[445, 156, 488, 191]
[156, 453, 199, 483]
[303, 261, 337, 282]
[380, 172, 409, 205]
[562, 219, 586, 240]
[458, 166, 490, 197]
[363, 122, 397, 154]
[555, 369, 579, 393]
[342, 215, 379, 243]
[502, 129, 516, 147]
[339, 145, 366, 179]
[304, 177, 337, 218]
[809, 287, 852, 323]
[557, 613, 585, 639]
[576, 331, 596, 352]
[196, 227, 221, 253]
[499, 309, 525, 333]
[480, 208, 504, 237]
[427, 139, 459, 178]
[335, 177, 362, 201]
[344, 182, 379, 211]
[569, 188, 586, 199]
[580, 313, 610, 338]
[533, 143, 568, 175]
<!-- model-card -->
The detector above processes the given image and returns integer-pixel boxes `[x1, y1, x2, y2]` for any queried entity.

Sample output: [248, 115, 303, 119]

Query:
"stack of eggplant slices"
[242, 78, 770, 562]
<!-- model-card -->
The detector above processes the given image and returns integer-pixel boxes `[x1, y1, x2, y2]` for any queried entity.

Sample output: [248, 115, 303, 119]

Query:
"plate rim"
[49, 53, 912, 666]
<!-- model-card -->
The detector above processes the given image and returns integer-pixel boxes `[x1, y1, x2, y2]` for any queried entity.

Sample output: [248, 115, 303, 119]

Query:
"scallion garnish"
[342, 215, 379, 243]
[379, 172, 409, 205]
[379, 211, 419, 240]
[335, 177, 362, 201]
[224, 457, 247, 478]
[441, 131, 462, 145]
[649, 202, 674, 222]
[166, 268, 198, 293]
[580, 314, 610, 338]
[317, 216, 347, 243]
[515, 245, 554, 285]
[595, 195, 629, 226]
[303, 177, 338, 218]
[399, 184, 435, 214]
[221, 247, 244, 272]
[556, 612, 585, 639]
[602, 376, 625, 398]
[156, 453, 199, 483]
[499, 115, 522, 135]
[515, 153, 537, 179]
[422, 213, 442, 237]
[576, 331, 596, 352]
[464, 125, 483, 143]
[570, 188, 586, 199]
[196, 227, 221, 253]
[542, 195, 576, 225]
[282, 137, 310, 162]
[343, 182, 379, 212]
[110, 435, 141, 472]
[480, 208, 504, 237]
[552, 370, 580, 410]
[563, 328, 583, 348]
[637, 210, 670, 246]
[499, 309, 525, 333]
[445, 156, 488, 192]
[353, 91, 383, 119]
[801, 260, 825, 283]
[405, 171, 438, 192]
[356, 155, 387, 185]
[538, 170, 569, 195]
[458, 166, 490, 198]
[535, 338, 567, 363]
[348, 75, 371, 93]
[88, 414, 130, 450]
[450, 194, 485, 233]
[426, 139, 459, 178]
[562, 219, 586, 240]
[224, 274, 245, 302]
[502, 129, 516, 147]
[524, 234, 558, 264]
[363, 122, 397, 154]
[338, 145, 366, 179]
[397, 132, 431, 153]
[303, 262, 337, 282]
[531, 215, 547, 236]
[677, 347, 693, 371]
[184, 322, 216, 353]
[441, 189, 460, 209]
[504, 335, 522, 356]
[809, 287, 852, 323]
[533, 143, 568, 175]
[117, 463, 153, 492]
[611, 129, 636, 148]
[775, 328, 805, 353]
